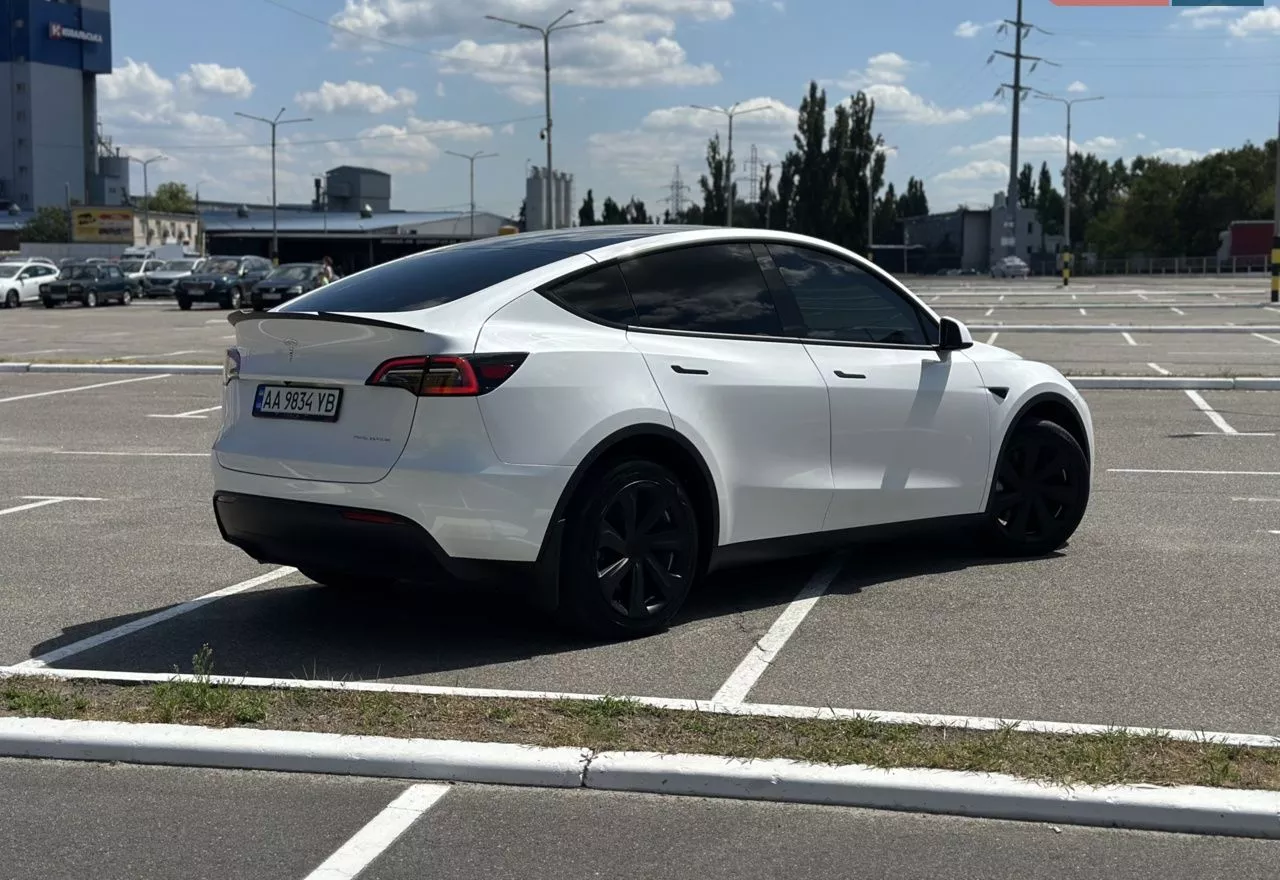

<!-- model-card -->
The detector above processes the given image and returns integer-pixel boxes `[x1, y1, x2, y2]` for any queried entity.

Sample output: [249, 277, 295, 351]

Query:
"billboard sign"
[48, 22, 105, 44]
[71, 208, 135, 244]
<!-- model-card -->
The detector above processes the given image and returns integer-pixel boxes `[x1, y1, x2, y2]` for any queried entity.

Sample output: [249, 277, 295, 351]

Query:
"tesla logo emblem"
[283, 338, 297, 361]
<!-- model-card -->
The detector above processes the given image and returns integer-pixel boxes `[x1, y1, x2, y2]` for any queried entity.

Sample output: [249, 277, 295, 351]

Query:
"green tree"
[874, 182, 900, 245]
[578, 189, 596, 226]
[19, 206, 70, 243]
[600, 196, 627, 224]
[790, 81, 830, 238]
[143, 181, 195, 214]
[757, 163, 776, 228]
[1035, 162, 1064, 243]
[1017, 162, 1035, 208]
[517, 199, 527, 230]
[625, 197, 649, 224]
[698, 133, 729, 225]
[898, 177, 929, 217]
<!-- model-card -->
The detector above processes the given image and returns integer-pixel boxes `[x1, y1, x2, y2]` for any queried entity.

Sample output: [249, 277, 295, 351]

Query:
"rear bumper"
[213, 492, 526, 583]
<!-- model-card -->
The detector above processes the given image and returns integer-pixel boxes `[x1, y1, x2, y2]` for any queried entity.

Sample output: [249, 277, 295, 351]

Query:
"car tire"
[224, 288, 243, 310]
[176, 296, 192, 311]
[556, 458, 700, 641]
[121, 290, 132, 306]
[42, 298, 55, 309]
[299, 568, 396, 592]
[3, 290, 17, 309]
[979, 418, 1089, 558]
[84, 291, 97, 308]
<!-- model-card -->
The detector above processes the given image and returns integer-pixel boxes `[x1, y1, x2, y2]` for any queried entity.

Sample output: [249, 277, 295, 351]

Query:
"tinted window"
[768, 244, 934, 346]
[618, 243, 784, 336]
[280, 241, 576, 314]
[546, 265, 636, 324]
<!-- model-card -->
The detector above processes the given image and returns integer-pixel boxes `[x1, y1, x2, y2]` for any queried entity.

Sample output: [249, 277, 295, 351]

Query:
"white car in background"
[119, 258, 165, 284]
[992, 256, 1031, 279]
[213, 226, 1094, 639]
[0, 260, 61, 308]
[142, 258, 207, 298]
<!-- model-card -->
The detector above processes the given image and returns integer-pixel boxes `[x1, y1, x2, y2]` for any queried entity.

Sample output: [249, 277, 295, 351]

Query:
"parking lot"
[4, 275, 1278, 376]
[9, 760, 1280, 880]
[2, 364, 1278, 734]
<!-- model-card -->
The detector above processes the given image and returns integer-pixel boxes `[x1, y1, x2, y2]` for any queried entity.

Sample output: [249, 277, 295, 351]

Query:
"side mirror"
[938, 316, 974, 351]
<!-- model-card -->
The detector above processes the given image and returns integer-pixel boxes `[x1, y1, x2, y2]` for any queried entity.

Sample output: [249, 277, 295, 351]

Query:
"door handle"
[834, 370, 866, 379]
[671, 364, 709, 375]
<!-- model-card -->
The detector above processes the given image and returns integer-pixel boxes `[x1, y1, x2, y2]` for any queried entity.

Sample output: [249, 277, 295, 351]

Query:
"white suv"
[212, 227, 1093, 638]
[0, 260, 60, 308]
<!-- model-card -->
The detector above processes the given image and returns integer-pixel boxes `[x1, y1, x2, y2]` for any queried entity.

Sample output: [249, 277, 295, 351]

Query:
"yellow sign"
[71, 207, 135, 244]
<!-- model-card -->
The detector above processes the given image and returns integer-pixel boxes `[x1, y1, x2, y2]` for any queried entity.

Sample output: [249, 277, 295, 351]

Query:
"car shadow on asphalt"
[23, 532, 1042, 687]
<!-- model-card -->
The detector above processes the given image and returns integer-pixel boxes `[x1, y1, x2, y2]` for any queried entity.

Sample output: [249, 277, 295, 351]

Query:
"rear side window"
[545, 265, 636, 324]
[767, 244, 934, 346]
[280, 242, 573, 313]
[618, 243, 785, 337]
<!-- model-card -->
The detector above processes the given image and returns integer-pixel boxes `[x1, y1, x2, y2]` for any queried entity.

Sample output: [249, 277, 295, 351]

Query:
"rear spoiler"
[226, 310, 424, 333]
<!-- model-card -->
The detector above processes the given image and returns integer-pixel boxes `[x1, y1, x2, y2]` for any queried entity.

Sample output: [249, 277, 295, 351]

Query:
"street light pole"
[486, 11, 604, 231]
[234, 108, 311, 263]
[690, 102, 768, 227]
[1035, 92, 1103, 286]
[446, 150, 498, 239]
[129, 154, 167, 245]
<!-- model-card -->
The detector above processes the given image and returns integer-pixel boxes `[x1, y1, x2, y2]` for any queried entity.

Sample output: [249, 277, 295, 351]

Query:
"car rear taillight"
[366, 353, 527, 396]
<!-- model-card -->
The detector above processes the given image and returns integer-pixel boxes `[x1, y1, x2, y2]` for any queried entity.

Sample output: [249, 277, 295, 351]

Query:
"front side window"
[767, 244, 934, 346]
[546, 265, 636, 325]
[618, 243, 784, 337]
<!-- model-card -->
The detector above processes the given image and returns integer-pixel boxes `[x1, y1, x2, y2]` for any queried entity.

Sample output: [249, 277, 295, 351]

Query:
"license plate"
[252, 384, 342, 422]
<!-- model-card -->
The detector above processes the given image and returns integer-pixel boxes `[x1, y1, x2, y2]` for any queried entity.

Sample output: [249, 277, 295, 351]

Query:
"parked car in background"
[176, 255, 273, 310]
[143, 258, 206, 298]
[119, 258, 166, 283]
[0, 259, 60, 308]
[248, 263, 327, 310]
[991, 256, 1031, 279]
[40, 261, 135, 308]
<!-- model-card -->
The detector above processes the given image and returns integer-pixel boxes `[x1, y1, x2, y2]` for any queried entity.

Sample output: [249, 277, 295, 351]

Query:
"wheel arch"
[992, 390, 1093, 483]
[532, 422, 722, 611]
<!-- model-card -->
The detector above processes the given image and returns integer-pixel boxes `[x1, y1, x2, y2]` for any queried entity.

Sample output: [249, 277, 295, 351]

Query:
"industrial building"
[0, 0, 115, 211]
[524, 165, 574, 231]
[901, 192, 1064, 274]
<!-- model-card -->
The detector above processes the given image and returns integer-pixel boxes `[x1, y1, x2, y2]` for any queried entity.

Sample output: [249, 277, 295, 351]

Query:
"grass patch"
[3, 648, 1279, 791]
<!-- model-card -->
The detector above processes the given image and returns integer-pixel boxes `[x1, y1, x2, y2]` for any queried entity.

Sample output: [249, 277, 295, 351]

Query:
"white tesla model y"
[212, 226, 1093, 639]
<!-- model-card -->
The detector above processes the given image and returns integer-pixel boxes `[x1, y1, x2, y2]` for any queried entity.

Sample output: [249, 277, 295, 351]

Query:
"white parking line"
[0, 374, 169, 404]
[998, 294, 1005, 302]
[1253, 333, 1280, 346]
[984, 307, 994, 317]
[1185, 390, 1238, 434]
[148, 405, 221, 419]
[986, 332, 999, 345]
[48, 451, 210, 457]
[1121, 332, 1138, 346]
[12, 566, 297, 669]
[712, 553, 847, 705]
[1137, 293, 1149, 301]
[303, 784, 450, 880]
[1110, 468, 1280, 476]
[1233, 497, 1280, 503]
[109, 350, 203, 361]
[1078, 307, 1087, 315]
[0, 496, 101, 517]
[1171, 307, 1186, 316]
[1147, 363, 1172, 376]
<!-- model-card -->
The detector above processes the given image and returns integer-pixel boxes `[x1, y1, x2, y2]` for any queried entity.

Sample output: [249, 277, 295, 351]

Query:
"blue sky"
[103, 0, 1280, 219]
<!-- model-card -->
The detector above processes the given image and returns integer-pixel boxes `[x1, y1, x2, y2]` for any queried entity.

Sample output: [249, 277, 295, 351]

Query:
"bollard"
[1062, 252, 1071, 288]
[1272, 235, 1278, 304]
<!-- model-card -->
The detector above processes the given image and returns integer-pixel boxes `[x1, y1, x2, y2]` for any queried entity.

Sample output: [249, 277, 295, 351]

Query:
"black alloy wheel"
[560, 459, 699, 639]
[982, 418, 1089, 557]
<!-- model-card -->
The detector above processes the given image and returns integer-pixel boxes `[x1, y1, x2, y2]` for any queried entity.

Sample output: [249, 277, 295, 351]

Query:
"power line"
[660, 165, 690, 219]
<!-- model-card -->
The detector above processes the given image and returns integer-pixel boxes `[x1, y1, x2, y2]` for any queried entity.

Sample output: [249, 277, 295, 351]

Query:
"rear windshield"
[278, 241, 574, 313]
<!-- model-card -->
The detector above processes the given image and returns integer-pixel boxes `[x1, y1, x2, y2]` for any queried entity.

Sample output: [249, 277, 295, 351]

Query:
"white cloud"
[1150, 146, 1222, 164]
[436, 81, 446, 98]
[101, 57, 175, 103]
[327, 1, 729, 100]
[954, 19, 998, 38]
[934, 159, 1007, 183]
[588, 95, 794, 185]
[949, 133, 1123, 161]
[1228, 6, 1280, 37]
[1066, 80, 1087, 94]
[177, 63, 255, 99]
[832, 53, 1003, 125]
[295, 80, 418, 114]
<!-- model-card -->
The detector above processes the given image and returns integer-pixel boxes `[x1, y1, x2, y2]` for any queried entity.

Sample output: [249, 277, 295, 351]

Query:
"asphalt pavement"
[2, 371, 1279, 734]
[4, 759, 1279, 880]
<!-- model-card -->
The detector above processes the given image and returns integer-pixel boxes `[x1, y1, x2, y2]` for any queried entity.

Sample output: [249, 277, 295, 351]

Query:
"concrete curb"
[586, 751, 1280, 839]
[1, 717, 1278, 838]
[0, 717, 587, 788]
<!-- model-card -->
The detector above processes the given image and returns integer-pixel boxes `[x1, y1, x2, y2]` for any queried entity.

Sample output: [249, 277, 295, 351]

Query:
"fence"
[1025, 255, 1270, 277]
